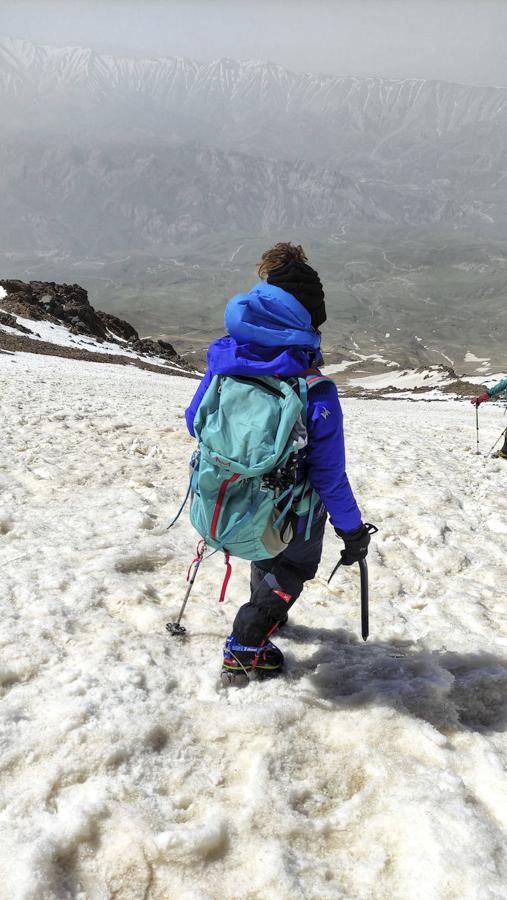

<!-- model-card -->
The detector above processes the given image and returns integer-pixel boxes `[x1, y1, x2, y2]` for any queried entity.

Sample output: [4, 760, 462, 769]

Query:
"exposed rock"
[0, 278, 193, 371]
[158, 339, 177, 355]
[96, 310, 138, 342]
[0, 310, 33, 334]
[0, 279, 127, 342]
[130, 337, 186, 366]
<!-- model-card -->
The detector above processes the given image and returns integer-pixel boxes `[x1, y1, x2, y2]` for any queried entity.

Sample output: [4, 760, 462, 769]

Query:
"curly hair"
[257, 242, 308, 279]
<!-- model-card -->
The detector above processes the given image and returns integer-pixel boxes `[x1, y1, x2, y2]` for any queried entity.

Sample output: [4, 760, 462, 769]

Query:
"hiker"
[471, 378, 507, 459]
[185, 242, 371, 677]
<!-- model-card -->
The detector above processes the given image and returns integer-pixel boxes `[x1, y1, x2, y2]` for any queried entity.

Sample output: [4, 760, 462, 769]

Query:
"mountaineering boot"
[222, 633, 284, 683]
[493, 449, 507, 459]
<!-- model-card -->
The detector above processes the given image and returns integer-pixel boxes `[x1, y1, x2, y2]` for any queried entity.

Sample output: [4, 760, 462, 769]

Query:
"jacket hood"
[224, 282, 321, 351]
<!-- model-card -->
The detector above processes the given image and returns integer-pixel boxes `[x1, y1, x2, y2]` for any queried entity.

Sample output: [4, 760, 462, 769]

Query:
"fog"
[1, 0, 507, 362]
[2, 0, 507, 86]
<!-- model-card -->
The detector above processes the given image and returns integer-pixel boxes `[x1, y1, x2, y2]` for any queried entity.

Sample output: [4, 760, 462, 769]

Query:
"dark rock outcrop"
[0, 309, 33, 334]
[0, 278, 191, 370]
[96, 310, 138, 342]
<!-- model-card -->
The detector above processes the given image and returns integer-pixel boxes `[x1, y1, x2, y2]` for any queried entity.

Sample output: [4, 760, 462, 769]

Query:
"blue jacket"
[185, 283, 362, 533]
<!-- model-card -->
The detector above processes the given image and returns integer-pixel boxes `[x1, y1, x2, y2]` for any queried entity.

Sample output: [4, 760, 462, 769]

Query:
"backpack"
[185, 371, 330, 561]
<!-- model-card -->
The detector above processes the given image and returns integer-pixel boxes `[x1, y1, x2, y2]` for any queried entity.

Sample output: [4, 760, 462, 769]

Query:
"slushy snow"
[1, 351, 506, 899]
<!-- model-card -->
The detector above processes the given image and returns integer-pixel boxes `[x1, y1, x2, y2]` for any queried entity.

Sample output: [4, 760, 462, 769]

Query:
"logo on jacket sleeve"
[320, 407, 331, 419]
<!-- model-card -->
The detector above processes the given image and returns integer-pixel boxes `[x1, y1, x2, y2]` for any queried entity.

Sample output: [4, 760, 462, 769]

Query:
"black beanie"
[267, 259, 326, 329]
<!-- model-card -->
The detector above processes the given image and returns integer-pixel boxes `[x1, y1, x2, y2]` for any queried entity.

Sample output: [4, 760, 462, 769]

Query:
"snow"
[321, 359, 357, 374]
[321, 354, 400, 378]
[0, 287, 6, 301]
[349, 368, 453, 390]
[0, 309, 190, 372]
[381, 389, 459, 402]
[1, 351, 506, 899]
[466, 373, 506, 387]
[465, 353, 490, 364]
[464, 353, 493, 374]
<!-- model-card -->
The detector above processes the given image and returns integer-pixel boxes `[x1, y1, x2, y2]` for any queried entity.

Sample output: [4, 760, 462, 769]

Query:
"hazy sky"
[2, 0, 507, 87]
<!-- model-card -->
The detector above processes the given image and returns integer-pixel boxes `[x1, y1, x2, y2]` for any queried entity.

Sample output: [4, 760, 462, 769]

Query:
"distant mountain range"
[0, 37, 506, 370]
[0, 140, 477, 254]
[2, 37, 507, 170]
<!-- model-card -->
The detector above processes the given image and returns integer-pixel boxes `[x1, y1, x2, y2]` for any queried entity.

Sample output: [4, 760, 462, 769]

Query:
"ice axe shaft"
[359, 558, 369, 641]
[475, 405, 480, 454]
[327, 557, 369, 641]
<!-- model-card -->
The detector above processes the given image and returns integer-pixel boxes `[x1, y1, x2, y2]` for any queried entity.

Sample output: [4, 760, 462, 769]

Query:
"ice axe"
[328, 524, 378, 641]
[328, 557, 370, 641]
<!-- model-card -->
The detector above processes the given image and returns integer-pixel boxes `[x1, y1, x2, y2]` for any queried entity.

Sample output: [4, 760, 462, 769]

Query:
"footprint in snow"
[115, 551, 173, 574]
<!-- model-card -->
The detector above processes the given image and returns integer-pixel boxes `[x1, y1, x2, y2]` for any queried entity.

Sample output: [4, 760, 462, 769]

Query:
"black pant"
[232, 510, 326, 645]
[502, 430, 507, 453]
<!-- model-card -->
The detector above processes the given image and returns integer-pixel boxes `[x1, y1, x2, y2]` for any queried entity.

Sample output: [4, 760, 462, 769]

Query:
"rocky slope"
[0, 279, 196, 376]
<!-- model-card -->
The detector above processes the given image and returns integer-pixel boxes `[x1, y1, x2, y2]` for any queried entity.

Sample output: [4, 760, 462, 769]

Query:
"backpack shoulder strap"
[230, 374, 286, 399]
[296, 371, 333, 427]
[303, 368, 332, 391]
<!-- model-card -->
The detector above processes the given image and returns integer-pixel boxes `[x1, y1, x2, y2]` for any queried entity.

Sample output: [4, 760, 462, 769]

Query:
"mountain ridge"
[3, 35, 507, 94]
[1, 37, 506, 370]
[2, 37, 506, 157]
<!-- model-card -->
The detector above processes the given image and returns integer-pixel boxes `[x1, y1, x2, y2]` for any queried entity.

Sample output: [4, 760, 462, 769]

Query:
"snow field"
[0, 351, 506, 900]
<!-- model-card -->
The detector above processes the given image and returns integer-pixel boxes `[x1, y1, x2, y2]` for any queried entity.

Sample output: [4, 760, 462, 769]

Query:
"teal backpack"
[182, 372, 329, 562]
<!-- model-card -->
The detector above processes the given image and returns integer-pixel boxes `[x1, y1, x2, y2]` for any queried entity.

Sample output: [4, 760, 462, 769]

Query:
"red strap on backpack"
[219, 551, 232, 603]
[186, 539, 206, 580]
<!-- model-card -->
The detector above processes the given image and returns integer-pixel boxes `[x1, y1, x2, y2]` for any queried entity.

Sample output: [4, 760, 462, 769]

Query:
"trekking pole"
[487, 426, 507, 457]
[475, 405, 480, 455]
[166, 540, 207, 636]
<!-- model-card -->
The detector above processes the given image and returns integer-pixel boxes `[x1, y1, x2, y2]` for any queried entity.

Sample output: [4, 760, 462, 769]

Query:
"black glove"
[335, 523, 374, 566]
